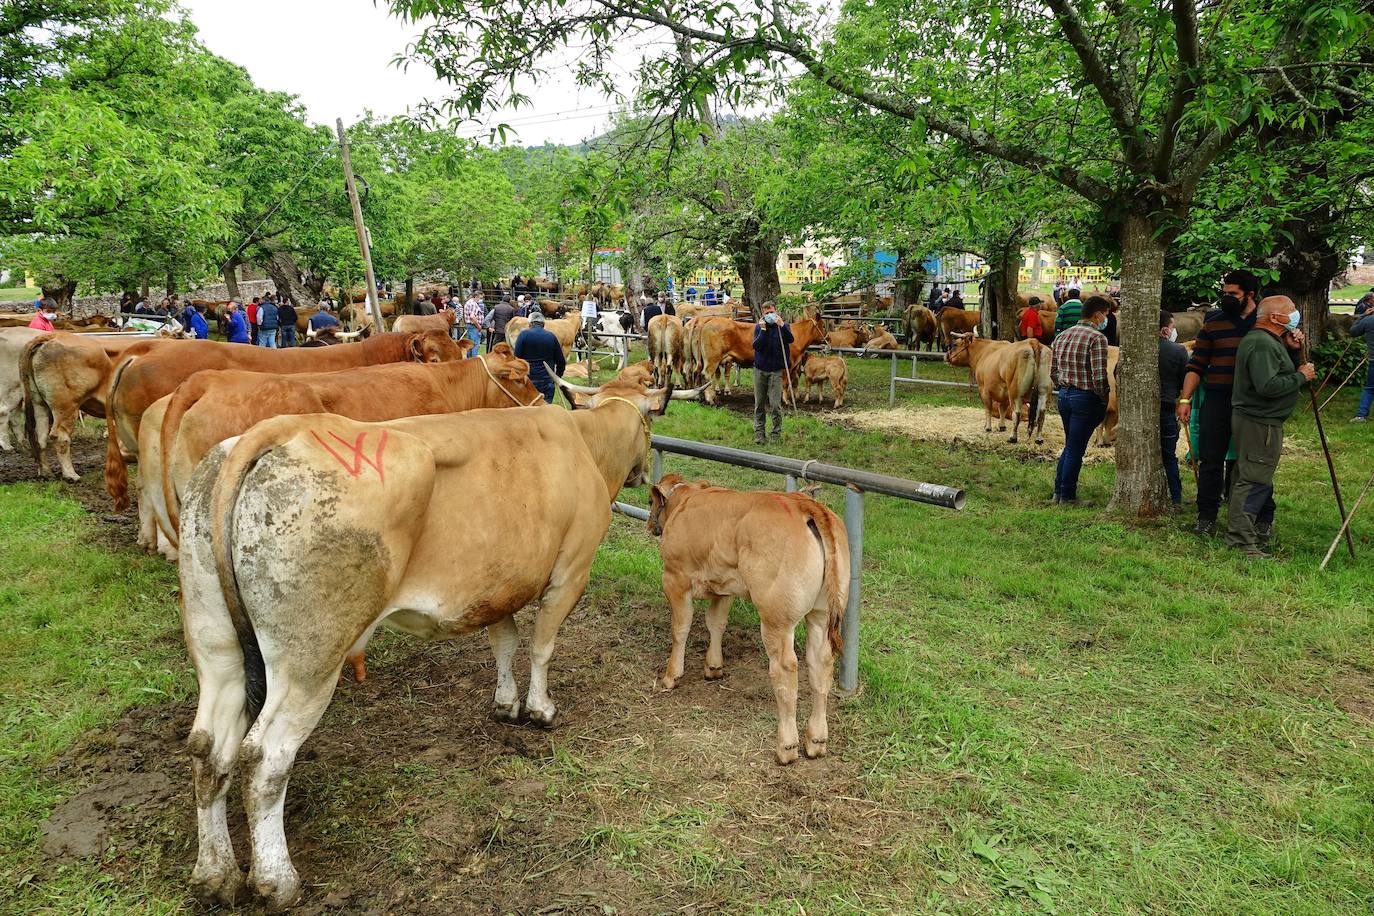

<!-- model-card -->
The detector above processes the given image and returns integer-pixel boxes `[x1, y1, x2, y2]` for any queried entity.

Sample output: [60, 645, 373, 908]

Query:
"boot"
[1194, 515, 1216, 537]
[1255, 520, 1273, 549]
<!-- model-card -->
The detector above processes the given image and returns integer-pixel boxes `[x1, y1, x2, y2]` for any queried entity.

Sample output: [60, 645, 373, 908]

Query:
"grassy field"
[1, 352, 1371, 913]
[0, 286, 39, 304]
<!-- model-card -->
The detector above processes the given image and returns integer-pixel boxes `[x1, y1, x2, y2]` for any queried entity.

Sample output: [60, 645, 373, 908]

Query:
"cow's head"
[484, 343, 543, 406]
[647, 473, 708, 536]
[945, 332, 975, 366]
[408, 329, 466, 363]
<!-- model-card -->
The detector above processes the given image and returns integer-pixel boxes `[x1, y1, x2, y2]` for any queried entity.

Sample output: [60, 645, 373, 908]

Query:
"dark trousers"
[1160, 403, 1182, 504]
[1225, 412, 1283, 550]
[280, 327, 296, 348]
[754, 369, 783, 437]
[1054, 388, 1107, 500]
[536, 381, 555, 405]
[1195, 386, 1234, 520]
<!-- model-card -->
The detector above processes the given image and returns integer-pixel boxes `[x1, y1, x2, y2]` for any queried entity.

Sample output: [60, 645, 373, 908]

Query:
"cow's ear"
[408, 336, 423, 359]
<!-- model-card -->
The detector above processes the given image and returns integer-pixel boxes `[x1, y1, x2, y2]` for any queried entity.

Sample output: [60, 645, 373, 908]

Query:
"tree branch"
[1043, 0, 1147, 166]
[1153, 0, 1200, 179]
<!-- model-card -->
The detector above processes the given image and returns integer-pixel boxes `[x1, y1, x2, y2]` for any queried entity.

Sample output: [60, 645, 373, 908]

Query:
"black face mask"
[1218, 294, 1244, 319]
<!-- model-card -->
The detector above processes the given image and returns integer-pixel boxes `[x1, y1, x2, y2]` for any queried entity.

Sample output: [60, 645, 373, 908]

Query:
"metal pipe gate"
[613, 435, 965, 692]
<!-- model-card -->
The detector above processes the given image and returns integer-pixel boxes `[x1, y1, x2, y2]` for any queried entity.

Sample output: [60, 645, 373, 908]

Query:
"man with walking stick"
[1225, 296, 1315, 558]
[752, 301, 793, 444]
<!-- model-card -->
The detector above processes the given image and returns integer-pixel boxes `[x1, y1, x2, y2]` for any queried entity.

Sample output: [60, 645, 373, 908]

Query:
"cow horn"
[670, 382, 709, 400]
[546, 364, 603, 395]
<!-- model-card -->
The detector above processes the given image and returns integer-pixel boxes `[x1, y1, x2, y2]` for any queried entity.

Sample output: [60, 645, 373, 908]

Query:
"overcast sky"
[180, 0, 623, 147]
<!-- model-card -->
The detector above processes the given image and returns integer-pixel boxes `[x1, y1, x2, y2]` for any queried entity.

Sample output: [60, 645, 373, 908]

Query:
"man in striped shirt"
[1177, 269, 1260, 536]
[1050, 295, 1113, 504]
[1053, 288, 1083, 334]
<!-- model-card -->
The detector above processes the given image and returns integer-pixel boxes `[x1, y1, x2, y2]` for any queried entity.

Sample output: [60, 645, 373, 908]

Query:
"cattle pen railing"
[804, 345, 977, 405]
[613, 435, 965, 692]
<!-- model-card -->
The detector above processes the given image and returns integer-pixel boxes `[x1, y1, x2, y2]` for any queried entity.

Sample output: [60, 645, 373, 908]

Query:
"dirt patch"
[0, 424, 141, 544]
[1333, 669, 1374, 722]
[839, 405, 1123, 462]
[41, 772, 176, 861]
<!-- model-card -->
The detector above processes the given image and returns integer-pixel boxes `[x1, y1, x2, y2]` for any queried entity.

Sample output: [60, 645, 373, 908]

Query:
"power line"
[218, 143, 335, 273]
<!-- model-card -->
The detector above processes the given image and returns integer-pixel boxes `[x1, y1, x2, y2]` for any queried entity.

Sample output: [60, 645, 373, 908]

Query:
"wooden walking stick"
[1303, 339, 1356, 559]
[1321, 467, 1374, 570]
[1318, 355, 1368, 414]
[1309, 335, 1357, 406]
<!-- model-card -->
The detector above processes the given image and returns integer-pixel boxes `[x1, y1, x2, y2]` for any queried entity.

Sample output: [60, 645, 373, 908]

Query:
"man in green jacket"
[1226, 296, 1315, 557]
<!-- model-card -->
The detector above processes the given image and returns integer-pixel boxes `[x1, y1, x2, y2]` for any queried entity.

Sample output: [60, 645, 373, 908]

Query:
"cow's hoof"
[191, 864, 243, 907]
[526, 704, 557, 728]
[775, 743, 799, 766]
[703, 665, 724, 681]
[491, 701, 522, 723]
[1007, 436, 1018, 444]
[251, 868, 302, 913]
[61, 472, 80, 483]
[659, 673, 679, 690]
[804, 735, 828, 759]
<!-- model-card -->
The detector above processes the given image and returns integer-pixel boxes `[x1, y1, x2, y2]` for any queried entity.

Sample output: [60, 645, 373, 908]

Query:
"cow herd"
[0, 317, 864, 910]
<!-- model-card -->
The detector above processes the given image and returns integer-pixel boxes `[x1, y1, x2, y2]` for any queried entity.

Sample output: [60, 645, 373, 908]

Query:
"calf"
[945, 333, 1051, 443]
[793, 354, 848, 407]
[648, 475, 850, 765]
[864, 326, 900, 350]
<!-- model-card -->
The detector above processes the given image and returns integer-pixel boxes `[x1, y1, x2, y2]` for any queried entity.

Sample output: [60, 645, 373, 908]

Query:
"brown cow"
[864, 326, 900, 350]
[937, 310, 982, 348]
[505, 315, 579, 353]
[391, 310, 457, 334]
[648, 475, 849, 764]
[825, 326, 867, 349]
[647, 314, 683, 385]
[945, 333, 1051, 443]
[154, 342, 542, 550]
[694, 318, 825, 404]
[903, 304, 937, 350]
[104, 331, 465, 510]
[20, 333, 162, 480]
[1094, 345, 1122, 446]
[792, 354, 848, 407]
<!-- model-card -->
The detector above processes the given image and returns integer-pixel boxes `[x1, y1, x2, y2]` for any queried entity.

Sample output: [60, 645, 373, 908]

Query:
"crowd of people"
[1048, 269, 1320, 559]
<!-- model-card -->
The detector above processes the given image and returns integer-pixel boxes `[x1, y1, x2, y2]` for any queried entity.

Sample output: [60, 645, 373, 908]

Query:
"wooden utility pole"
[336, 118, 384, 329]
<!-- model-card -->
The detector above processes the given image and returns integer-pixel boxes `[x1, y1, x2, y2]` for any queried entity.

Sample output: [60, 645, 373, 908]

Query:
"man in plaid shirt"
[1050, 295, 1113, 504]
[463, 292, 485, 356]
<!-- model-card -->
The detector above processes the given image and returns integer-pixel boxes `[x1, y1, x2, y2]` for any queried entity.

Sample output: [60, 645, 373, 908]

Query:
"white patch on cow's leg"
[242, 677, 335, 912]
[53, 410, 80, 482]
[136, 483, 155, 549]
[156, 528, 179, 562]
[802, 607, 834, 759]
[659, 575, 696, 690]
[524, 572, 589, 726]
[487, 615, 522, 722]
[701, 595, 731, 681]
[761, 622, 800, 765]
[0, 399, 16, 450]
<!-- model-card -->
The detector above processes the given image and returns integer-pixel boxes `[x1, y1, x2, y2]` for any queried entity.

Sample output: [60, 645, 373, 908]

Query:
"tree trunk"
[41, 278, 78, 312]
[992, 241, 1022, 341]
[744, 238, 781, 319]
[260, 248, 319, 308]
[893, 250, 922, 315]
[1111, 212, 1170, 516]
[222, 258, 241, 301]
[165, 271, 176, 296]
[404, 276, 416, 314]
[1264, 216, 1339, 345]
[139, 275, 150, 301]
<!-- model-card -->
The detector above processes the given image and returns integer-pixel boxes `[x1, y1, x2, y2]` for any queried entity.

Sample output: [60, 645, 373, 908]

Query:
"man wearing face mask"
[28, 299, 58, 331]
[1225, 296, 1315, 557]
[752, 301, 793, 444]
[1179, 269, 1266, 536]
[1158, 310, 1190, 506]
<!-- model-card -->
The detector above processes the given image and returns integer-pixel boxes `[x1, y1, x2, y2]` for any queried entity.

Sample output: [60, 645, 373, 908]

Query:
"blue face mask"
[1285, 310, 1301, 331]
[764, 312, 777, 325]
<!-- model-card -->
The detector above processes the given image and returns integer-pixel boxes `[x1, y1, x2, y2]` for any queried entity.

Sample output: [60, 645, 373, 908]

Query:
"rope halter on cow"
[596, 395, 653, 477]
[647, 479, 689, 536]
[479, 353, 545, 407]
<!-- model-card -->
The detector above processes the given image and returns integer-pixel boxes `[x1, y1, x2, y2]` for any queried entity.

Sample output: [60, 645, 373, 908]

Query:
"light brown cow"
[20, 333, 161, 480]
[1171, 307, 1209, 343]
[1094, 345, 1122, 446]
[945, 333, 1051, 443]
[647, 475, 849, 765]
[505, 316, 579, 354]
[674, 302, 734, 321]
[1, 327, 51, 450]
[793, 354, 848, 407]
[104, 331, 465, 510]
[391, 310, 457, 334]
[902, 304, 937, 350]
[937, 309, 982, 348]
[647, 313, 683, 385]
[825, 326, 867, 349]
[177, 374, 701, 909]
[694, 318, 825, 404]
[864, 326, 900, 350]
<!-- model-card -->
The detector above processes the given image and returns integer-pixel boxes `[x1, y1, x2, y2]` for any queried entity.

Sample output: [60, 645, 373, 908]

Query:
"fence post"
[888, 353, 897, 407]
[651, 448, 663, 484]
[839, 486, 864, 693]
[785, 474, 797, 492]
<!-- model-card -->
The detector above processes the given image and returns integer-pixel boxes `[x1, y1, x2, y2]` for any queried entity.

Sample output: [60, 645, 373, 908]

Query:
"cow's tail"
[1013, 344, 1038, 429]
[801, 499, 847, 654]
[209, 430, 279, 725]
[104, 355, 136, 511]
[19, 336, 50, 466]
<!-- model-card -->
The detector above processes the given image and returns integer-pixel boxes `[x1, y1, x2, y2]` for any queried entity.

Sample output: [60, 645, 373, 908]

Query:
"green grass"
[0, 287, 40, 304]
[2, 355, 1372, 913]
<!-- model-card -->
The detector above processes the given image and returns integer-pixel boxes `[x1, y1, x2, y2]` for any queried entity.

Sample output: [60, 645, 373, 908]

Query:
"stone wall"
[68, 279, 276, 318]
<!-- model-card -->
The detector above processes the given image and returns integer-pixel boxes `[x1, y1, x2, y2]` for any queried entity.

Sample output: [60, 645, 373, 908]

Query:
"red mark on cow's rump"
[310, 429, 388, 483]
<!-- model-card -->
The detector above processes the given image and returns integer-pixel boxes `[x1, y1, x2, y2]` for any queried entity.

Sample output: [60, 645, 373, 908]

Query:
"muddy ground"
[7, 434, 897, 914]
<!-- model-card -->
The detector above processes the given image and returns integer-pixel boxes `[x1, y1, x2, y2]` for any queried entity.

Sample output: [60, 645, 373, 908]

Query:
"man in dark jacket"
[1225, 296, 1314, 556]
[513, 310, 565, 404]
[225, 301, 250, 343]
[752, 301, 794, 443]
[1352, 310, 1374, 421]
[256, 296, 280, 348]
[640, 296, 664, 329]
[277, 299, 298, 347]
[187, 303, 209, 340]
[486, 296, 516, 351]
[1158, 310, 1190, 506]
[309, 302, 340, 333]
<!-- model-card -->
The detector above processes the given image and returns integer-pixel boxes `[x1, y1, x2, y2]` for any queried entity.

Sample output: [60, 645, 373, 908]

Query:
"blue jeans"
[1160, 404, 1182, 504]
[466, 325, 481, 356]
[1358, 357, 1374, 418]
[258, 329, 278, 348]
[279, 327, 296, 348]
[1055, 388, 1107, 501]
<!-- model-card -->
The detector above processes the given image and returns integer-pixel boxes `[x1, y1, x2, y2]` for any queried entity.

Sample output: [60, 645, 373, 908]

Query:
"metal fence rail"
[802, 344, 977, 404]
[613, 435, 965, 692]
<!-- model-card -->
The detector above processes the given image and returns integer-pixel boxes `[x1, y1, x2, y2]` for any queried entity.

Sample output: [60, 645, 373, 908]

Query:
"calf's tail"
[802, 501, 847, 654]
[105, 356, 136, 511]
[20, 336, 48, 465]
